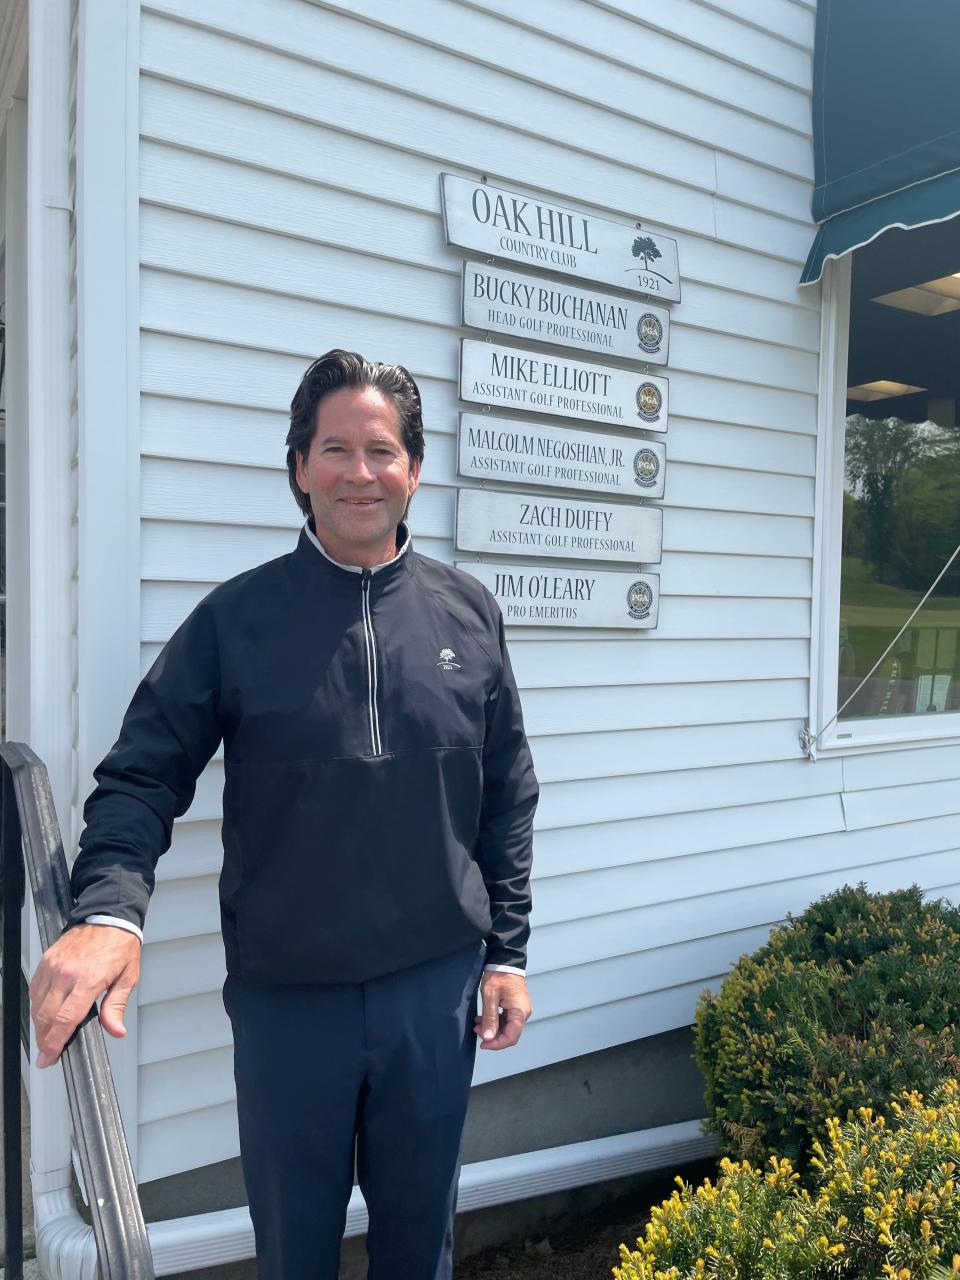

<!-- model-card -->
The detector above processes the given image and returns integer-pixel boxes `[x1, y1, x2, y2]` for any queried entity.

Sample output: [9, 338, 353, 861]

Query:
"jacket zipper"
[360, 570, 382, 756]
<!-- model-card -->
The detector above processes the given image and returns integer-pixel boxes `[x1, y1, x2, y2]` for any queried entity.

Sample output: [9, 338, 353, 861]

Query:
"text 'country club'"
[470, 188, 597, 266]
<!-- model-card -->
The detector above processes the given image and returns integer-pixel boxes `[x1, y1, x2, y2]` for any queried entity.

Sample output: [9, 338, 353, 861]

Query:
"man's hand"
[29, 924, 142, 1068]
[474, 971, 532, 1051]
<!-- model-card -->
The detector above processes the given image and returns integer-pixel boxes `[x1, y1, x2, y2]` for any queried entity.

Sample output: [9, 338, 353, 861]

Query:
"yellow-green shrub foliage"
[613, 1081, 960, 1280]
[613, 1156, 842, 1280]
[694, 884, 960, 1169]
[810, 1080, 960, 1280]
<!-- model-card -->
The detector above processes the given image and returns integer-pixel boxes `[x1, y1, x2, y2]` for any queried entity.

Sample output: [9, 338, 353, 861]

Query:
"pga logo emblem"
[636, 382, 663, 424]
[626, 580, 653, 621]
[636, 313, 663, 355]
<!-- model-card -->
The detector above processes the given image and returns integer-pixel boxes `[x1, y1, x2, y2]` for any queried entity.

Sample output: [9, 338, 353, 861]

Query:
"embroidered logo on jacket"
[437, 648, 461, 671]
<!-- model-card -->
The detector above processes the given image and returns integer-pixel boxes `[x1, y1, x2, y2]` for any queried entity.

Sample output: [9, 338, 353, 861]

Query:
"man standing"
[29, 350, 539, 1278]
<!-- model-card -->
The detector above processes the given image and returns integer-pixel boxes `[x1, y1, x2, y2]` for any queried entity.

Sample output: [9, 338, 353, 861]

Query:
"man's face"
[295, 386, 421, 568]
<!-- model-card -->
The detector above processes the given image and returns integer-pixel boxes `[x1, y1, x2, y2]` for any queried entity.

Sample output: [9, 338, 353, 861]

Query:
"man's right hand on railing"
[29, 924, 142, 1068]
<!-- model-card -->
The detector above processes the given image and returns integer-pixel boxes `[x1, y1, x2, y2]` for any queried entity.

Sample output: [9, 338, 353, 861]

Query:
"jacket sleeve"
[475, 611, 539, 970]
[68, 599, 224, 931]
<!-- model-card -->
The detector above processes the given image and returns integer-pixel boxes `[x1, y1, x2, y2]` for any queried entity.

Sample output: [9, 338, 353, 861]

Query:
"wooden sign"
[460, 340, 668, 432]
[456, 488, 662, 564]
[442, 173, 681, 302]
[462, 262, 670, 363]
[458, 413, 665, 499]
[457, 562, 660, 629]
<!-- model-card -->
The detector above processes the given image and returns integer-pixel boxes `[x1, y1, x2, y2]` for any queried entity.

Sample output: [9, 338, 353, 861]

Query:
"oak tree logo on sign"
[636, 313, 663, 355]
[436, 648, 461, 671]
[627, 236, 673, 292]
[626, 580, 653, 621]
[633, 448, 660, 489]
[636, 382, 663, 423]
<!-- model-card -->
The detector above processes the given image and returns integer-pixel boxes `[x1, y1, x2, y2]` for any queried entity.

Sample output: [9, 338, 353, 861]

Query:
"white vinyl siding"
[130, 0, 821, 1183]
[119, 0, 955, 1188]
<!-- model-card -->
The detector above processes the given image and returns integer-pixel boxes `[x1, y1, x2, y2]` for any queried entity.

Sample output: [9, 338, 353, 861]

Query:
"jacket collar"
[295, 519, 414, 583]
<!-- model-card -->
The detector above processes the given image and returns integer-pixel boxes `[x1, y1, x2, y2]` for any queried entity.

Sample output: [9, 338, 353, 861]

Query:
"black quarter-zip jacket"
[68, 528, 539, 984]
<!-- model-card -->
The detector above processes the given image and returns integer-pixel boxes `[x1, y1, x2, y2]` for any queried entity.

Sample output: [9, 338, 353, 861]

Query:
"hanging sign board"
[456, 488, 662, 564]
[458, 413, 666, 499]
[462, 262, 670, 364]
[441, 173, 681, 302]
[460, 339, 668, 432]
[457, 561, 660, 629]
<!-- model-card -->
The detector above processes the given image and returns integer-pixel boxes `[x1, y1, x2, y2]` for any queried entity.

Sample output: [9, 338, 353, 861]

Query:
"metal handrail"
[0, 741, 155, 1278]
[1, 749, 25, 1280]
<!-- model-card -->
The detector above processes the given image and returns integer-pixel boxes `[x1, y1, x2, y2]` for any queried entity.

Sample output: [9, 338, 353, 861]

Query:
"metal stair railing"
[0, 741, 155, 1279]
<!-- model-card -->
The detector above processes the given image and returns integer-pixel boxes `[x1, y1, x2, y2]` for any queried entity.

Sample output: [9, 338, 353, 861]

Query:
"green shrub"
[614, 1080, 960, 1280]
[694, 883, 960, 1169]
[613, 1155, 840, 1280]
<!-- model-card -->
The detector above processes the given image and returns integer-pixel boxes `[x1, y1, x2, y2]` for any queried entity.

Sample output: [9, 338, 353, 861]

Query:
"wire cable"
[802, 538, 960, 758]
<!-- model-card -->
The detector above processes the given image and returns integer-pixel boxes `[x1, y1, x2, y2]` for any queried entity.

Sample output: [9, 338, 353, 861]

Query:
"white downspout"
[28, 0, 145, 1271]
[22, 0, 76, 1230]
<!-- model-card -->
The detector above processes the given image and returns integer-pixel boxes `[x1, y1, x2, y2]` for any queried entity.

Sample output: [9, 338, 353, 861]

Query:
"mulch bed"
[456, 1159, 717, 1280]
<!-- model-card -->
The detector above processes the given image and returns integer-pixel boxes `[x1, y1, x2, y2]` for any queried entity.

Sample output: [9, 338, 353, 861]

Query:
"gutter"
[33, 1119, 715, 1276]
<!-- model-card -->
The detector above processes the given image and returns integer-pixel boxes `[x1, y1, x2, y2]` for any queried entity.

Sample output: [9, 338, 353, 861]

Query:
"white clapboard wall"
[124, 0, 957, 1185]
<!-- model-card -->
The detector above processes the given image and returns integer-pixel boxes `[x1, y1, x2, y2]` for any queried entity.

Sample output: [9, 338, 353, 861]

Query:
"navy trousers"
[222, 939, 486, 1279]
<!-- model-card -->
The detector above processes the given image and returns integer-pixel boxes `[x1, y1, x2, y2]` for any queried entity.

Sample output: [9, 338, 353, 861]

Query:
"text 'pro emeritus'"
[457, 561, 661, 629]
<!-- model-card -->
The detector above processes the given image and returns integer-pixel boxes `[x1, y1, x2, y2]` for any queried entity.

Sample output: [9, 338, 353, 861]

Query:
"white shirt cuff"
[84, 915, 144, 944]
[81, 917, 512, 965]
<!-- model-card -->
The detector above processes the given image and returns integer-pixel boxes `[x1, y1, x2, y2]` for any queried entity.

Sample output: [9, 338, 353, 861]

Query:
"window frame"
[809, 254, 960, 757]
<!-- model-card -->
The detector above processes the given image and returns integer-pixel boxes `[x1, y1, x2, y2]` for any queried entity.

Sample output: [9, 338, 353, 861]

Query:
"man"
[29, 350, 539, 1279]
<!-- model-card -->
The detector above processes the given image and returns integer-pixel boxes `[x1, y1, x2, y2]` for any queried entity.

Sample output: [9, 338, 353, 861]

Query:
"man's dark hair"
[286, 349, 426, 518]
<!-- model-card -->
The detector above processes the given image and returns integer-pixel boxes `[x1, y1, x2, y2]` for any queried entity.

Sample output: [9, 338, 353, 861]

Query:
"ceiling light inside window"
[872, 274, 960, 316]
[847, 380, 927, 402]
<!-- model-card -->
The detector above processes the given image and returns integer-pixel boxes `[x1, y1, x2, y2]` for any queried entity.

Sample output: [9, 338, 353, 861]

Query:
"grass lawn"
[840, 558, 960, 699]
[841, 556, 960, 621]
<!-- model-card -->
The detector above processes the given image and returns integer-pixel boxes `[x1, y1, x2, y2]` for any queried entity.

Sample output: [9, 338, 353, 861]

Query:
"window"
[812, 220, 960, 752]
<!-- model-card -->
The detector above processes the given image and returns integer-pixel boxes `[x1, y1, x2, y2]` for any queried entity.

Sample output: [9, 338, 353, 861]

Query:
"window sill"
[813, 712, 960, 757]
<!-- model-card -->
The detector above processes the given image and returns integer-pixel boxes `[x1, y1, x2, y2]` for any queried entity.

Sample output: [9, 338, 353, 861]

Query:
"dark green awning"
[802, 168, 960, 286]
[802, 0, 960, 286]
